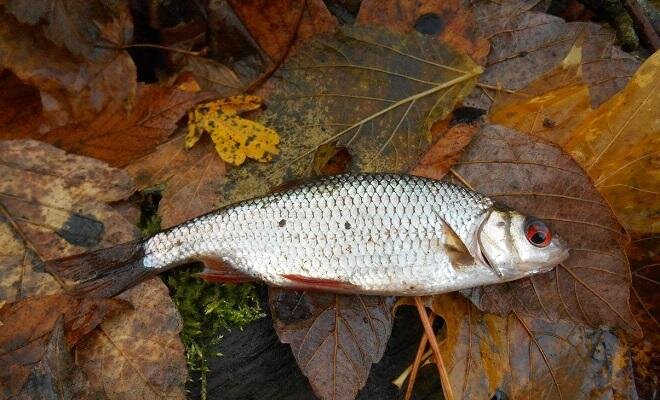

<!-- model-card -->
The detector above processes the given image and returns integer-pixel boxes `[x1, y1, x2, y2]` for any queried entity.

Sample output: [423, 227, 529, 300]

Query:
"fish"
[46, 173, 570, 298]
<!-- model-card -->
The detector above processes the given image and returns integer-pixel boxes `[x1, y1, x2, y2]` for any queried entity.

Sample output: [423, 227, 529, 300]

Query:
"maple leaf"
[186, 95, 281, 166]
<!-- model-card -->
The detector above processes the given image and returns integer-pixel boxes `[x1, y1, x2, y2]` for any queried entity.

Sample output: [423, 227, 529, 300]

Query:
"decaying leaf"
[126, 134, 227, 228]
[464, 3, 640, 110]
[0, 294, 129, 397]
[429, 293, 637, 399]
[451, 125, 641, 336]
[0, 140, 137, 303]
[491, 50, 659, 234]
[186, 95, 280, 166]
[356, 0, 490, 65]
[77, 278, 187, 399]
[269, 288, 394, 400]
[0, 82, 215, 167]
[0, 4, 137, 128]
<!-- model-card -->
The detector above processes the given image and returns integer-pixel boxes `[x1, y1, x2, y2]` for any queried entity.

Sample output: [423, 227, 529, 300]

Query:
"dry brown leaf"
[125, 134, 226, 229]
[356, 0, 490, 65]
[0, 82, 215, 167]
[227, 0, 337, 61]
[464, 5, 639, 110]
[77, 278, 187, 400]
[491, 50, 659, 234]
[429, 293, 637, 399]
[0, 294, 129, 397]
[0, 5, 136, 129]
[0, 140, 137, 303]
[269, 288, 394, 400]
[451, 125, 641, 336]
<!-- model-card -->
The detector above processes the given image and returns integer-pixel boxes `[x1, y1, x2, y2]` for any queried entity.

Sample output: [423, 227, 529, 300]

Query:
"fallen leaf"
[0, 82, 215, 167]
[452, 125, 641, 336]
[491, 50, 659, 234]
[0, 140, 137, 303]
[269, 288, 394, 400]
[0, 294, 129, 397]
[0, 70, 44, 137]
[356, 0, 490, 65]
[429, 292, 637, 399]
[125, 134, 226, 228]
[186, 95, 280, 166]
[627, 235, 659, 398]
[227, 0, 337, 61]
[464, 4, 640, 110]
[0, 5, 136, 128]
[76, 278, 187, 400]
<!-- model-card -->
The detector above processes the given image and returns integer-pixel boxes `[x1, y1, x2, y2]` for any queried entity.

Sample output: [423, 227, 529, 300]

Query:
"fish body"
[48, 173, 569, 297]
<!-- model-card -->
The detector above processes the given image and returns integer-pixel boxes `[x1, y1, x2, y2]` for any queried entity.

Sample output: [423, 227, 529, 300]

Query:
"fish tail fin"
[46, 240, 155, 298]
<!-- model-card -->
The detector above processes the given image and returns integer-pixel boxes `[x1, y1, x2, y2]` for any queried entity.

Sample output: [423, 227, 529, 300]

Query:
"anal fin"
[196, 257, 254, 283]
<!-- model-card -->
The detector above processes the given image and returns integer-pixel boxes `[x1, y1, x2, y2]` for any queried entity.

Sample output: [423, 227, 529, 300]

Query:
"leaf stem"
[404, 312, 435, 400]
[413, 296, 454, 400]
[96, 43, 208, 57]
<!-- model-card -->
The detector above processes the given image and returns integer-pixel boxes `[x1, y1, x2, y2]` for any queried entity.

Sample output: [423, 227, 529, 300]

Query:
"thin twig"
[96, 43, 208, 57]
[404, 313, 435, 400]
[623, 0, 660, 50]
[414, 296, 455, 400]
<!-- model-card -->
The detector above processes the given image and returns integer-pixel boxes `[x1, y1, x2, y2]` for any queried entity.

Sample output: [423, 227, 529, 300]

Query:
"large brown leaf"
[464, 2, 639, 110]
[76, 278, 187, 399]
[0, 82, 214, 167]
[429, 293, 637, 399]
[452, 125, 641, 336]
[356, 0, 490, 65]
[0, 140, 137, 303]
[269, 288, 394, 400]
[0, 294, 129, 397]
[0, 4, 136, 128]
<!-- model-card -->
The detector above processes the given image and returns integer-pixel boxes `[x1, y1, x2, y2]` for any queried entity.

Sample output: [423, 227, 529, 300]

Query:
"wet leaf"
[491, 50, 659, 234]
[77, 278, 187, 399]
[269, 288, 394, 400]
[0, 140, 137, 303]
[0, 294, 129, 397]
[0, 82, 215, 168]
[186, 95, 280, 166]
[464, 5, 640, 110]
[208, 26, 480, 210]
[0, 5, 136, 128]
[452, 125, 641, 336]
[356, 0, 490, 65]
[429, 293, 637, 399]
[126, 134, 227, 229]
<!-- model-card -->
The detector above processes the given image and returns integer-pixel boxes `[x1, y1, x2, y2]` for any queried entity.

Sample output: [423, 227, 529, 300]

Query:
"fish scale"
[141, 173, 499, 295]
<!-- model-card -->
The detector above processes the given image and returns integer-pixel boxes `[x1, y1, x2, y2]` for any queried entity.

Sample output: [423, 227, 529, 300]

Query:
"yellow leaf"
[491, 50, 660, 234]
[186, 95, 280, 166]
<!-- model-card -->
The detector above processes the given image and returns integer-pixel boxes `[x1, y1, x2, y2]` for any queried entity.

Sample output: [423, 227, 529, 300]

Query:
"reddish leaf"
[452, 125, 641, 336]
[125, 134, 226, 228]
[0, 294, 129, 397]
[356, 0, 490, 65]
[0, 6, 136, 128]
[269, 288, 394, 400]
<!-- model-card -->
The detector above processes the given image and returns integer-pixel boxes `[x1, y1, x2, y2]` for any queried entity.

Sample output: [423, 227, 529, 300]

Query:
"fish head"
[476, 208, 569, 279]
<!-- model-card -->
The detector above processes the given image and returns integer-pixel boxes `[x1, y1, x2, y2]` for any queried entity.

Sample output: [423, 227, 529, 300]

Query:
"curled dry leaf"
[0, 140, 137, 303]
[0, 3, 136, 128]
[269, 288, 394, 400]
[76, 278, 187, 400]
[0, 294, 129, 397]
[452, 125, 641, 336]
[464, 4, 639, 110]
[430, 293, 637, 399]
[490, 48, 659, 234]
[356, 0, 490, 65]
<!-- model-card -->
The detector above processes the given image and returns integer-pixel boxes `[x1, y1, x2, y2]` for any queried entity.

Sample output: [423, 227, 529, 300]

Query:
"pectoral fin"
[442, 224, 475, 268]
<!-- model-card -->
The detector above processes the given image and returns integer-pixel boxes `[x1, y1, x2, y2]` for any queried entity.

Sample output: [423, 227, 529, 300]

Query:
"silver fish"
[47, 173, 569, 297]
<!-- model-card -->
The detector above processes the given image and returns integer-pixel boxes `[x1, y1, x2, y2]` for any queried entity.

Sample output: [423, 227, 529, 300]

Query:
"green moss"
[165, 267, 264, 398]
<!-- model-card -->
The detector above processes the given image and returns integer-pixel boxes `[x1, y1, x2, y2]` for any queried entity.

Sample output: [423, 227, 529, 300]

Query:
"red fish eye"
[525, 218, 552, 247]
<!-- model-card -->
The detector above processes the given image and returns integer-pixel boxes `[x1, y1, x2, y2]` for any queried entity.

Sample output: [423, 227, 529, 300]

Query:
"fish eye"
[524, 217, 552, 247]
